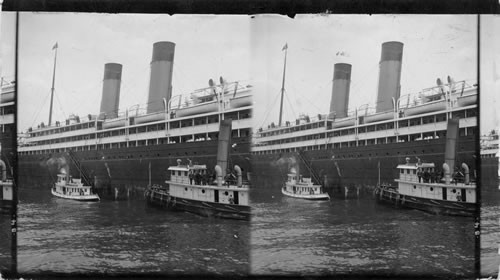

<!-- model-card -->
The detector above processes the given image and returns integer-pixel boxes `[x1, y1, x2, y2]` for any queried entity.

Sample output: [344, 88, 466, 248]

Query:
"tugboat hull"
[281, 188, 330, 201]
[145, 188, 250, 220]
[374, 187, 475, 217]
[51, 188, 100, 202]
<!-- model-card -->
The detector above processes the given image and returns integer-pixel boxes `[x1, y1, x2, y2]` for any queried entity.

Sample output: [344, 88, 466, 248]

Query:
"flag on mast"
[52, 42, 58, 50]
[282, 43, 288, 51]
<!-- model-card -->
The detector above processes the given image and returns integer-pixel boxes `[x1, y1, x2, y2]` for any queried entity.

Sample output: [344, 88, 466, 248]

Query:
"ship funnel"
[146, 41, 176, 114]
[216, 119, 232, 179]
[376, 41, 404, 113]
[215, 165, 223, 187]
[444, 118, 459, 180]
[461, 163, 470, 185]
[437, 78, 445, 96]
[234, 165, 242, 187]
[329, 63, 352, 119]
[0, 160, 6, 181]
[443, 163, 451, 184]
[99, 63, 122, 119]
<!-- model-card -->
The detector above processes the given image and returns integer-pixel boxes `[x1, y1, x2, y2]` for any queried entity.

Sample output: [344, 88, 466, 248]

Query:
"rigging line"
[289, 79, 332, 114]
[54, 89, 67, 121]
[283, 90, 298, 122]
[257, 89, 282, 129]
[29, 86, 52, 129]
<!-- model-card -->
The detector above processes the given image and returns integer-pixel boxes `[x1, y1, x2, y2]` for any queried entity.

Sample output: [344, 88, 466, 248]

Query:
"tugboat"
[281, 168, 330, 200]
[51, 169, 100, 202]
[374, 118, 476, 217]
[0, 160, 13, 213]
[145, 119, 250, 220]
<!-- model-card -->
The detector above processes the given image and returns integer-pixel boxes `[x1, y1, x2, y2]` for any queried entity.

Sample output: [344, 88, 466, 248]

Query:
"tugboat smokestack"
[216, 119, 232, 178]
[444, 118, 459, 180]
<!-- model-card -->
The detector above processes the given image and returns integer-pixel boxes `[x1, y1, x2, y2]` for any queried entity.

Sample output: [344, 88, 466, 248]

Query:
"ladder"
[297, 150, 322, 186]
[67, 150, 93, 186]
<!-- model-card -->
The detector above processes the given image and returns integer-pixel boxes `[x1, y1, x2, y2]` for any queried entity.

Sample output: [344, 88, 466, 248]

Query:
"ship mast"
[48, 42, 58, 126]
[278, 43, 288, 127]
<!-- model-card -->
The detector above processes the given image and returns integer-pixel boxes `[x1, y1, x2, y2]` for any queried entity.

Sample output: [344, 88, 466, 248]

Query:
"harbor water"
[17, 186, 249, 275]
[0, 216, 12, 274]
[481, 180, 500, 278]
[250, 182, 474, 277]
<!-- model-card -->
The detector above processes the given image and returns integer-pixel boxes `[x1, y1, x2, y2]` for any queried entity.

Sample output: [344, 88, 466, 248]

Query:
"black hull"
[145, 189, 250, 220]
[374, 187, 475, 217]
[0, 199, 13, 214]
[252, 136, 477, 194]
[18, 137, 251, 190]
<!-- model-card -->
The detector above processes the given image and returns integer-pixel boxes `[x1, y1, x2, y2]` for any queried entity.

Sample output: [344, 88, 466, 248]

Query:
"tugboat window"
[225, 191, 229, 196]
[452, 189, 456, 193]
[202, 189, 205, 194]
[185, 187, 188, 191]
[430, 187, 433, 191]
[413, 185, 416, 189]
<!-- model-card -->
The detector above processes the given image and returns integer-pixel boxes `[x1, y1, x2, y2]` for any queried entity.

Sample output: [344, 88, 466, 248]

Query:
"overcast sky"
[3, 14, 494, 134]
[480, 15, 500, 135]
[15, 13, 250, 132]
[1, 12, 16, 84]
[251, 15, 478, 131]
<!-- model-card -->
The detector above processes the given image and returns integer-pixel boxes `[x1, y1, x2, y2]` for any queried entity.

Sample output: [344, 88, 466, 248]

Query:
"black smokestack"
[146, 41, 175, 114]
[375, 41, 403, 113]
[99, 63, 122, 119]
[329, 63, 351, 119]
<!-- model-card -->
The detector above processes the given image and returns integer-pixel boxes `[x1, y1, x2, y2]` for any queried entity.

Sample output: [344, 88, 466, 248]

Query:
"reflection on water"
[0, 216, 12, 274]
[251, 186, 474, 277]
[18, 187, 249, 275]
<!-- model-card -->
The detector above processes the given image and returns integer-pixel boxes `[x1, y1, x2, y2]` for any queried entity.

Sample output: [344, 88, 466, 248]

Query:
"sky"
[250, 15, 478, 131]
[480, 15, 500, 135]
[0, 12, 16, 84]
[15, 13, 250, 132]
[2, 14, 493, 134]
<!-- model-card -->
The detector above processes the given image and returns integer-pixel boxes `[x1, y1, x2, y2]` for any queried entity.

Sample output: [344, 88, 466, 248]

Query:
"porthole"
[430, 187, 433, 191]
[452, 189, 456, 193]
[413, 185, 416, 189]
[185, 187, 188, 191]
[225, 191, 229, 196]
[202, 189, 205, 194]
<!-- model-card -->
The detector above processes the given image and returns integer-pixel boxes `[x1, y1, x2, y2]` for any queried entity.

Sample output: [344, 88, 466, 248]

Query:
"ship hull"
[144, 188, 250, 220]
[374, 186, 475, 217]
[0, 199, 13, 214]
[18, 137, 251, 191]
[251, 135, 477, 196]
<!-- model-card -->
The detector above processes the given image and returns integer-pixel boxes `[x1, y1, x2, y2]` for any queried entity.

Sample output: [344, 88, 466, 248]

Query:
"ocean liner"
[480, 130, 499, 187]
[251, 41, 477, 196]
[17, 42, 253, 193]
[1, 79, 15, 211]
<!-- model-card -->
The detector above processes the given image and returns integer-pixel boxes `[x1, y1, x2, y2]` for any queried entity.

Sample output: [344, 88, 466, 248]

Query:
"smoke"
[272, 154, 299, 174]
[44, 156, 69, 174]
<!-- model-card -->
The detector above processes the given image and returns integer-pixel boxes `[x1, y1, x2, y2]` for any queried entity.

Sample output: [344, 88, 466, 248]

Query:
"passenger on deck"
[195, 171, 201, 185]
[417, 169, 422, 183]
[189, 172, 193, 185]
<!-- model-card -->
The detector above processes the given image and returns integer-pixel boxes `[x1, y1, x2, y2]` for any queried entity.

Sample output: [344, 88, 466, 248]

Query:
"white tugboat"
[145, 119, 250, 220]
[281, 168, 330, 200]
[51, 169, 100, 202]
[0, 160, 13, 213]
[374, 118, 476, 216]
